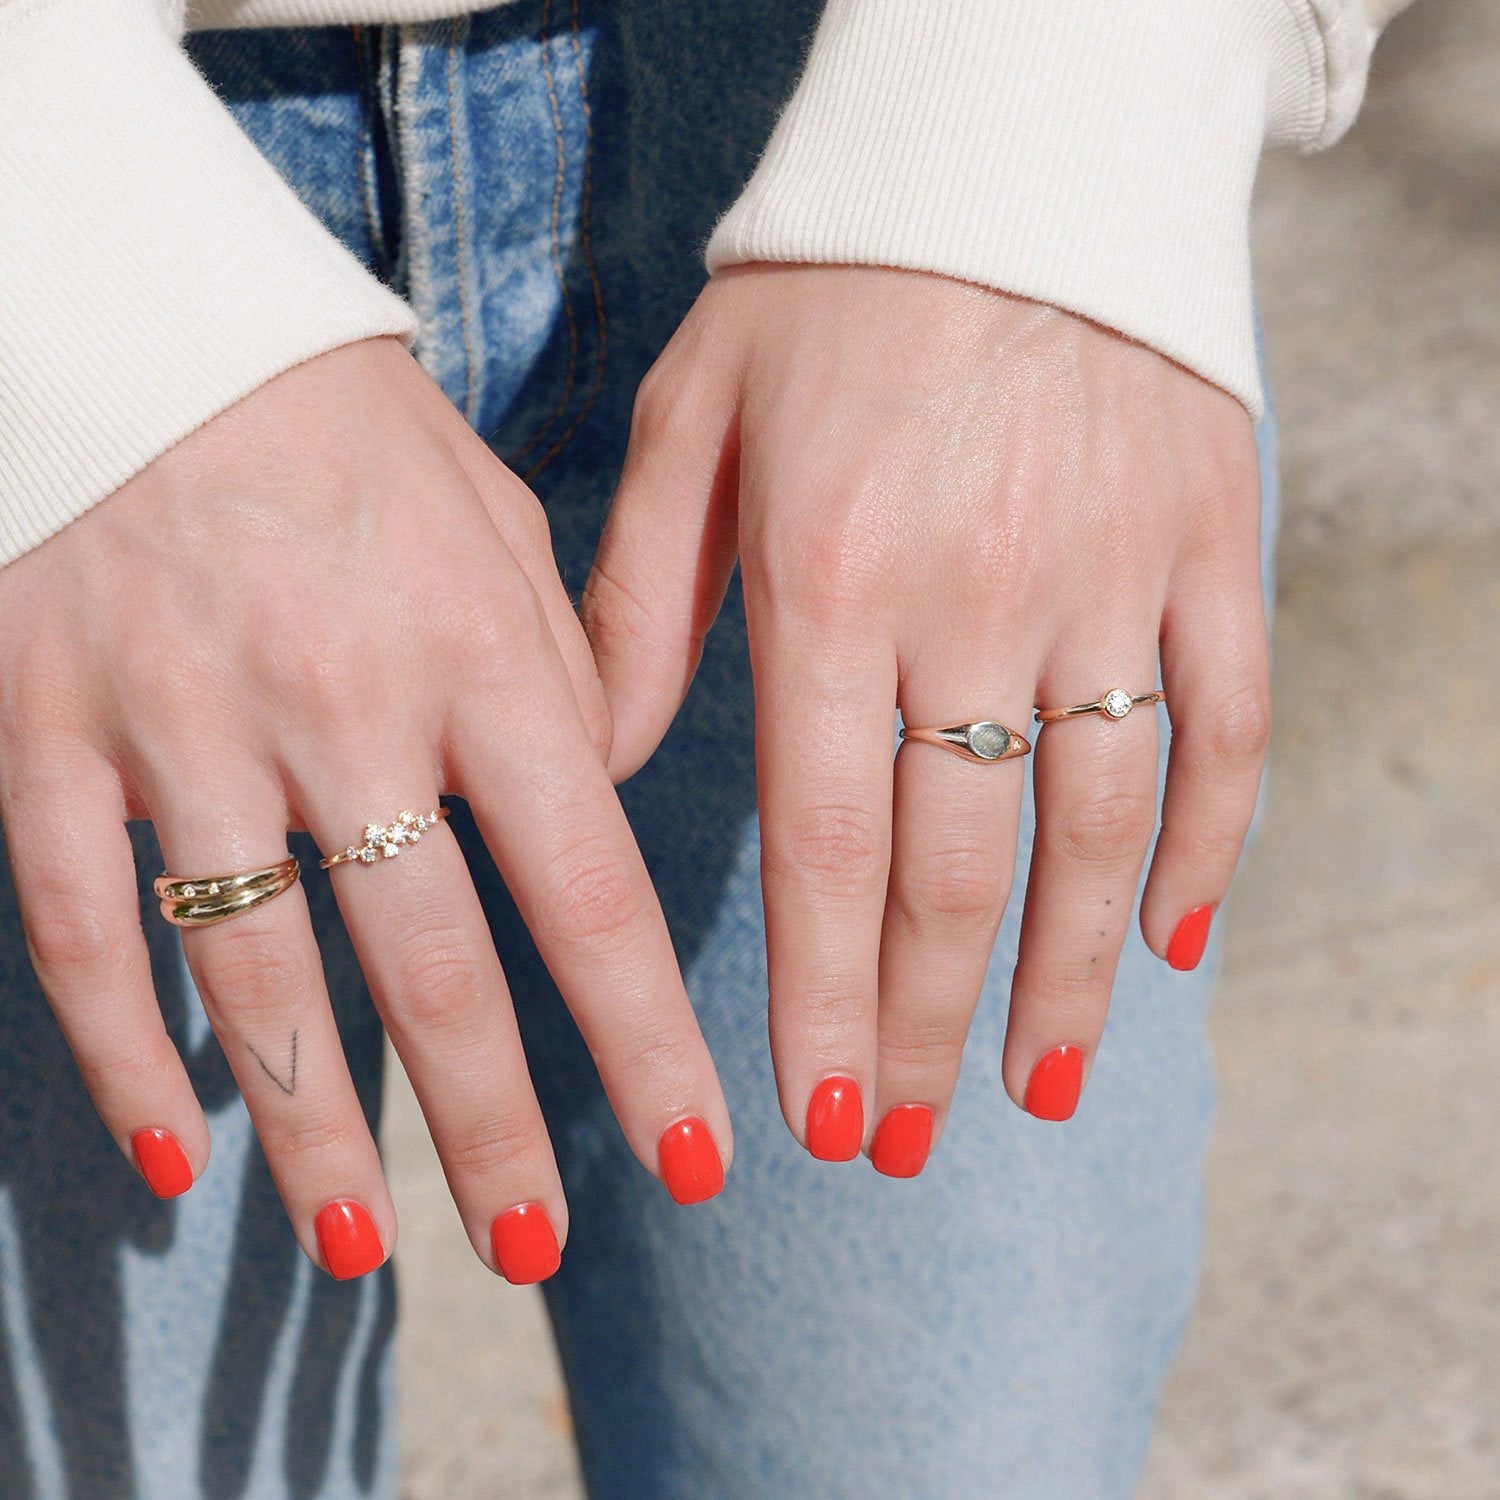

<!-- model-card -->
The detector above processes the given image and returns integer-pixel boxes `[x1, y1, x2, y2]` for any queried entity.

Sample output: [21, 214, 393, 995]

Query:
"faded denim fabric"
[0, 5, 1281, 1497]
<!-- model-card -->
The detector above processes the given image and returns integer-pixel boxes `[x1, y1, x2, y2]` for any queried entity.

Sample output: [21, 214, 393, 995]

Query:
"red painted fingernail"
[490, 1202, 562, 1285]
[315, 1200, 385, 1280]
[1167, 904, 1216, 971]
[805, 1075, 864, 1162]
[658, 1116, 724, 1204]
[131, 1127, 194, 1199]
[1024, 1045, 1085, 1121]
[870, 1104, 934, 1178]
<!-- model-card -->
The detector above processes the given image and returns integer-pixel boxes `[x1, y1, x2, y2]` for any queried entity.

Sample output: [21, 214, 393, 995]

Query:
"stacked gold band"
[153, 857, 300, 928]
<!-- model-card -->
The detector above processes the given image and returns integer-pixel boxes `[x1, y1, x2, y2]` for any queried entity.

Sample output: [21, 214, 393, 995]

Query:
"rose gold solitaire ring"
[1034, 688, 1166, 724]
[319, 807, 450, 869]
[154, 857, 300, 928]
[898, 721, 1031, 764]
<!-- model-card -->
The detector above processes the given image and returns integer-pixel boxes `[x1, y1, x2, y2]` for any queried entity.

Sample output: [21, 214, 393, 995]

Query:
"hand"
[0, 336, 730, 1280]
[583, 265, 1269, 1164]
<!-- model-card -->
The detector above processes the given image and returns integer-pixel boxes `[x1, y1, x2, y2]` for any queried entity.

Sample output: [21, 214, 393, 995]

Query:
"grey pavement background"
[386, 2, 1500, 1494]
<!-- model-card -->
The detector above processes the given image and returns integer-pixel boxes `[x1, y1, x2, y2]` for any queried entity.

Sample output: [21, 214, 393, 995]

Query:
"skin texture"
[0, 335, 732, 1278]
[583, 263, 1272, 1158]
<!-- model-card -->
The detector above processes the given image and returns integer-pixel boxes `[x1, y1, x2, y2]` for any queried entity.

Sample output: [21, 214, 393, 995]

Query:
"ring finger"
[145, 768, 397, 1281]
[1005, 648, 1164, 1121]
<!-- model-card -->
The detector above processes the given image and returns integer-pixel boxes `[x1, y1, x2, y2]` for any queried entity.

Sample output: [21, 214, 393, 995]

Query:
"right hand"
[0, 336, 731, 1282]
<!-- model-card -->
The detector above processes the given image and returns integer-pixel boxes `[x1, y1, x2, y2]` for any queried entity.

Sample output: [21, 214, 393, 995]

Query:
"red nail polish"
[1024, 1045, 1085, 1121]
[490, 1203, 562, 1285]
[1167, 904, 1216, 971]
[870, 1104, 934, 1178]
[315, 1200, 385, 1280]
[657, 1116, 724, 1204]
[805, 1075, 864, 1162]
[131, 1127, 194, 1199]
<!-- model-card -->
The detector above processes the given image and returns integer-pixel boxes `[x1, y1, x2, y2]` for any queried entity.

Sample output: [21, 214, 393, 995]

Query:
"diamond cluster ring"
[319, 807, 450, 870]
[898, 721, 1031, 764]
[1034, 689, 1166, 724]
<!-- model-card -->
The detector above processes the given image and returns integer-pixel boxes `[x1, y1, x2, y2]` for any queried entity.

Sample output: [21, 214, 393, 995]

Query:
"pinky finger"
[1140, 562, 1272, 971]
[1, 754, 208, 1196]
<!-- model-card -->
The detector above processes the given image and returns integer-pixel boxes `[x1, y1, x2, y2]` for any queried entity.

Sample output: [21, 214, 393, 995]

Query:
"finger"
[1140, 551, 1271, 971]
[450, 437, 615, 767]
[297, 774, 568, 1280]
[874, 669, 1035, 1176]
[142, 766, 397, 1279]
[449, 595, 731, 1203]
[1005, 652, 1163, 1122]
[580, 357, 740, 781]
[743, 541, 897, 1163]
[0, 751, 209, 1197]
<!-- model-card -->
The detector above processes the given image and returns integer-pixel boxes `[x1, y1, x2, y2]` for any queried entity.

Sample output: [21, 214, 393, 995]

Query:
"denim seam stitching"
[523, 0, 610, 483]
[445, 18, 480, 425]
[503, 0, 581, 467]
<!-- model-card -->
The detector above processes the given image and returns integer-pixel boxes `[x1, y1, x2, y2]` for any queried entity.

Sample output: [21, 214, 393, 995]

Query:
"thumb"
[582, 376, 740, 783]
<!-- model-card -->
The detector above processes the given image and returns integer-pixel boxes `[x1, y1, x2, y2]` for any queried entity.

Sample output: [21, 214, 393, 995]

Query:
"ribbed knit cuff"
[0, 0, 420, 568]
[708, 0, 1326, 422]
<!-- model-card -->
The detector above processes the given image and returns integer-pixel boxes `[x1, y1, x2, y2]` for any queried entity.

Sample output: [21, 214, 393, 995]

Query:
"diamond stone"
[382, 842, 400, 858]
[358, 847, 378, 864]
[967, 721, 1010, 759]
[1102, 689, 1133, 719]
[207, 882, 220, 896]
[182, 885, 196, 897]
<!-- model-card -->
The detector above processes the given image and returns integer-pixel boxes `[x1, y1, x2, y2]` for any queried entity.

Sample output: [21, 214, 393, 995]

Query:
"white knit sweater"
[0, 0, 1413, 568]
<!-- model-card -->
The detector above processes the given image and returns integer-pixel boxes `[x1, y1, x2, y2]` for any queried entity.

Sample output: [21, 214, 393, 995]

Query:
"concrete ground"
[386, 3, 1500, 1495]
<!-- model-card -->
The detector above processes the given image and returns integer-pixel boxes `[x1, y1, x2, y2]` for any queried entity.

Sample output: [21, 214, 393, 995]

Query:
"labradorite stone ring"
[898, 720, 1031, 764]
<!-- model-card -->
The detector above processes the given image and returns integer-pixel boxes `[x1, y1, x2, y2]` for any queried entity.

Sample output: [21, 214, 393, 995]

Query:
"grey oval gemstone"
[967, 721, 1010, 759]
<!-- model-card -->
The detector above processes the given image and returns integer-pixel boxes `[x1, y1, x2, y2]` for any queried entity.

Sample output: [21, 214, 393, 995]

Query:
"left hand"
[582, 263, 1269, 1166]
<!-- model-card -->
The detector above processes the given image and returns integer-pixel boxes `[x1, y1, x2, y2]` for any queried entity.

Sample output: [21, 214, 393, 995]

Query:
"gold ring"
[1034, 689, 1166, 724]
[898, 721, 1031, 764]
[153, 857, 300, 928]
[319, 806, 449, 869]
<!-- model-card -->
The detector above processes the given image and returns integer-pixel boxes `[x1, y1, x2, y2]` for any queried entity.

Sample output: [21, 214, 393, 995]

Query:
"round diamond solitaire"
[966, 722, 1011, 760]
[1102, 689, 1134, 719]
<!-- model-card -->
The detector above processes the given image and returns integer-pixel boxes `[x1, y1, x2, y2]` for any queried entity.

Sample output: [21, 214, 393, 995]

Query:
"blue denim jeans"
[0, 5, 1281, 1497]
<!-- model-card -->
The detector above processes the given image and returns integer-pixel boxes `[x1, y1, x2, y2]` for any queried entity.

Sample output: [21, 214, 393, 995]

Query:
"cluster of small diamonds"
[341, 809, 441, 865]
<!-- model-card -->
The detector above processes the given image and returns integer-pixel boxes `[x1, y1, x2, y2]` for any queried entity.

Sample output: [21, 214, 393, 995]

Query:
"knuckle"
[24, 899, 136, 982]
[438, 581, 547, 690]
[256, 613, 373, 727]
[613, 1014, 698, 1086]
[1206, 680, 1273, 765]
[780, 978, 865, 1051]
[892, 844, 1008, 930]
[192, 922, 306, 1017]
[538, 841, 655, 952]
[1024, 961, 1112, 1010]
[778, 509, 892, 625]
[440, 1111, 543, 1177]
[878, 1020, 966, 1074]
[763, 801, 887, 892]
[384, 924, 485, 1028]
[1169, 818, 1251, 871]
[1053, 786, 1158, 866]
[270, 1109, 355, 1164]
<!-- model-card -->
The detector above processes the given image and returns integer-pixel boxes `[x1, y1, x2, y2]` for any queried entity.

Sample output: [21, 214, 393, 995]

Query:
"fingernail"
[870, 1104, 934, 1178]
[315, 1199, 385, 1280]
[657, 1116, 724, 1204]
[131, 1127, 194, 1199]
[1167, 904, 1216, 971]
[805, 1075, 864, 1162]
[1024, 1045, 1085, 1121]
[490, 1202, 562, 1285]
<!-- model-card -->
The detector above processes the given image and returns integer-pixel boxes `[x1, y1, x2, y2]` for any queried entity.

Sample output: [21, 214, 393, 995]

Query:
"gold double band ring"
[899, 721, 1031, 764]
[1035, 689, 1166, 724]
[319, 806, 450, 869]
[153, 858, 300, 928]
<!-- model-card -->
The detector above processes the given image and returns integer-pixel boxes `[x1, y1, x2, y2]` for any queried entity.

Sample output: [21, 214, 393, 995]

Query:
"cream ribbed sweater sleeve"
[708, 0, 1407, 423]
[0, 0, 418, 567]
